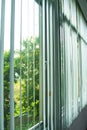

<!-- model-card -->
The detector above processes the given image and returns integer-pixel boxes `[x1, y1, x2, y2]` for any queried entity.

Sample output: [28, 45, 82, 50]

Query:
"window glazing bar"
[27, 0, 29, 127]
[10, 0, 15, 130]
[46, 0, 50, 129]
[29, 121, 43, 130]
[19, 0, 22, 129]
[50, 3, 53, 130]
[0, 0, 5, 129]
[42, 0, 46, 129]
[53, 0, 61, 129]
[33, 1, 36, 127]
[39, 0, 43, 125]
[62, 13, 87, 45]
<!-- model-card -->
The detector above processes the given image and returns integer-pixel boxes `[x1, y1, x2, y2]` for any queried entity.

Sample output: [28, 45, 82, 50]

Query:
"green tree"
[4, 51, 10, 129]
[4, 37, 40, 129]
[14, 37, 40, 126]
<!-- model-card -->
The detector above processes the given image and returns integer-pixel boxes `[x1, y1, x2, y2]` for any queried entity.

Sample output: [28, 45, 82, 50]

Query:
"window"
[1, 0, 87, 130]
[60, 0, 87, 129]
[0, 0, 43, 129]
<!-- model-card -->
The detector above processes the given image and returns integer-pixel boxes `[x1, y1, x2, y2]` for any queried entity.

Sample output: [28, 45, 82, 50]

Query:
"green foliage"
[4, 37, 40, 129]
[4, 51, 10, 129]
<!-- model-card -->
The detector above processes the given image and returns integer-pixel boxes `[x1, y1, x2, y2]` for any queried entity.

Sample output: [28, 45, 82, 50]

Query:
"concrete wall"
[69, 106, 87, 130]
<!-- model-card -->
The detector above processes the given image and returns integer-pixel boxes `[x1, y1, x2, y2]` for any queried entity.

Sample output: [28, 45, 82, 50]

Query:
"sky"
[4, 0, 39, 51]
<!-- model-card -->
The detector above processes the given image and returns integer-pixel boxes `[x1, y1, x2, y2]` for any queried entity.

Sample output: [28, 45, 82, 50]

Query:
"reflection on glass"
[60, 0, 87, 129]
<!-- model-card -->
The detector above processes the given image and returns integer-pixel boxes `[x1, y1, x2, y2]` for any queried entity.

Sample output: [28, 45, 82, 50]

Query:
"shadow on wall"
[69, 105, 87, 130]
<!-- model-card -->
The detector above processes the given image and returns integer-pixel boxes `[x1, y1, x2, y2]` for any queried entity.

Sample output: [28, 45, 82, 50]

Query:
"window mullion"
[27, 0, 29, 127]
[39, 0, 43, 128]
[10, 0, 15, 130]
[33, 0, 36, 127]
[50, 3, 54, 130]
[46, 0, 50, 129]
[42, 0, 47, 129]
[0, 0, 5, 129]
[19, 0, 22, 129]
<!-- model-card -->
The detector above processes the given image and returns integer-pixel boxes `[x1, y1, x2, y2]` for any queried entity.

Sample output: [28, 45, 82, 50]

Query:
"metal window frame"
[52, 0, 61, 130]
[35, 0, 42, 5]
[43, 0, 59, 130]
[29, 121, 43, 130]
[10, 0, 15, 130]
[0, 0, 5, 129]
[77, 0, 87, 22]
[42, 0, 47, 129]
[42, 0, 61, 129]
[0, 0, 61, 129]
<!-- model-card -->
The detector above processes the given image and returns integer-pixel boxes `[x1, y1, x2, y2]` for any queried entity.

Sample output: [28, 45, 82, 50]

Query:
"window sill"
[29, 121, 43, 130]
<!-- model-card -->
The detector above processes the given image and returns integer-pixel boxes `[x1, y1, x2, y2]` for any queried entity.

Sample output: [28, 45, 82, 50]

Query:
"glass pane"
[60, 22, 79, 128]
[71, 30, 78, 119]
[60, 0, 87, 128]
[4, 0, 42, 129]
[64, 23, 73, 126]
[60, 24, 66, 130]
[81, 40, 87, 107]
[4, 0, 11, 129]
[63, 0, 70, 19]
[71, 0, 76, 27]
